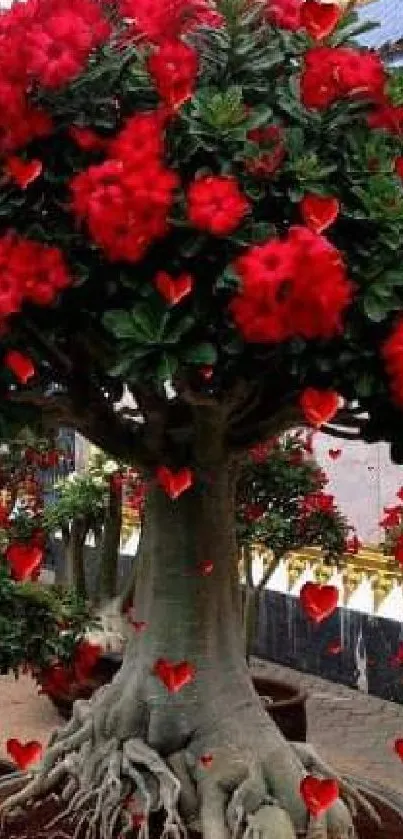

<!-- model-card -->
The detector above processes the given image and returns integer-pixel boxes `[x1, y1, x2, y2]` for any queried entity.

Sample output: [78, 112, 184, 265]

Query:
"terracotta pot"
[47, 653, 308, 742]
[0, 763, 401, 838]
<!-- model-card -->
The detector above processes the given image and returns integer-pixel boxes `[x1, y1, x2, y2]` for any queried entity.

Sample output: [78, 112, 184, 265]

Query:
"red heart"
[199, 365, 214, 380]
[153, 658, 196, 693]
[300, 582, 339, 624]
[69, 126, 108, 152]
[328, 448, 341, 460]
[4, 350, 35, 384]
[394, 739, 403, 761]
[156, 466, 193, 499]
[326, 639, 342, 656]
[300, 388, 341, 428]
[7, 739, 43, 770]
[154, 271, 193, 305]
[300, 2, 341, 40]
[6, 542, 43, 582]
[200, 753, 214, 768]
[199, 560, 214, 576]
[4, 156, 42, 189]
[132, 620, 147, 633]
[300, 776, 339, 817]
[300, 195, 340, 234]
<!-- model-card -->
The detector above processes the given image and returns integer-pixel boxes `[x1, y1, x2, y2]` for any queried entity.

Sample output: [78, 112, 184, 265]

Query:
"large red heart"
[300, 388, 341, 428]
[4, 156, 42, 189]
[156, 466, 193, 499]
[300, 2, 341, 40]
[4, 350, 36, 384]
[6, 542, 43, 582]
[300, 582, 339, 624]
[394, 739, 403, 761]
[300, 195, 340, 234]
[7, 738, 43, 770]
[154, 271, 193, 305]
[300, 775, 339, 817]
[153, 657, 196, 693]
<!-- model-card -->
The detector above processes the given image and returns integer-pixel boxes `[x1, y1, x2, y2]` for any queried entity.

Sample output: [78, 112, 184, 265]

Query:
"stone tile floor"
[0, 661, 402, 795]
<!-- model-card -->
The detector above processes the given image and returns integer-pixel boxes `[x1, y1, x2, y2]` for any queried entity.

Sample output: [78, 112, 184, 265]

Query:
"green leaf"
[102, 311, 138, 339]
[155, 353, 179, 383]
[183, 343, 218, 365]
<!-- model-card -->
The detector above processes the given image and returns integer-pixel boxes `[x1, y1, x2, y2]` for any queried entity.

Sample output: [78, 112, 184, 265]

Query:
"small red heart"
[156, 466, 193, 500]
[300, 582, 339, 624]
[326, 639, 343, 656]
[328, 448, 341, 460]
[300, 388, 341, 428]
[153, 658, 196, 693]
[7, 739, 43, 770]
[199, 560, 214, 576]
[69, 126, 108, 152]
[200, 753, 213, 768]
[4, 350, 35, 384]
[394, 158, 403, 180]
[394, 739, 403, 760]
[132, 620, 147, 633]
[199, 365, 214, 380]
[154, 271, 193, 305]
[4, 156, 42, 189]
[300, 2, 341, 40]
[300, 775, 339, 817]
[6, 542, 43, 582]
[300, 195, 340, 234]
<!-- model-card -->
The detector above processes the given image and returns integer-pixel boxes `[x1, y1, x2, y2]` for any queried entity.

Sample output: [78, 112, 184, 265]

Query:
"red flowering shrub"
[148, 39, 199, 109]
[187, 175, 250, 235]
[301, 46, 386, 110]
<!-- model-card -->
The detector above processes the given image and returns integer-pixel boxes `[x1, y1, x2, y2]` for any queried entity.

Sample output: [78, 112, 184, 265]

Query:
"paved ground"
[0, 662, 402, 795]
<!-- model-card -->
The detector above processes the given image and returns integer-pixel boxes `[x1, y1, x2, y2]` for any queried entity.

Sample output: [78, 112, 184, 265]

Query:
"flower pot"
[0, 762, 401, 839]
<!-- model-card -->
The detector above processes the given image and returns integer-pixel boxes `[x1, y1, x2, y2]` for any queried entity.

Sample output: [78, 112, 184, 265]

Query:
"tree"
[0, 0, 402, 837]
[237, 432, 350, 661]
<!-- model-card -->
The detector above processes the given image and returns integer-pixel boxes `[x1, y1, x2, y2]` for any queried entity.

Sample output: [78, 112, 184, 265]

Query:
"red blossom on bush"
[246, 124, 286, 177]
[264, 0, 302, 32]
[109, 112, 165, 167]
[148, 40, 199, 109]
[229, 226, 353, 343]
[0, 234, 72, 318]
[301, 47, 386, 110]
[300, 491, 336, 516]
[73, 640, 103, 682]
[117, 0, 223, 43]
[367, 102, 403, 136]
[187, 175, 250, 236]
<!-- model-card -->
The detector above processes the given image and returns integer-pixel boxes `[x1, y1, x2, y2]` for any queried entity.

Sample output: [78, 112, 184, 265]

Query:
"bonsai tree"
[0, 1, 402, 837]
[237, 432, 350, 661]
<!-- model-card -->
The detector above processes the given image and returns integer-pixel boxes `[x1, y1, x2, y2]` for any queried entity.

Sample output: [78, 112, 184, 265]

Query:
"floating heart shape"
[199, 559, 214, 576]
[156, 466, 193, 500]
[300, 2, 341, 40]
[300, 195, 340, 234]
[200, 753, 214, 768]
[199, 365, 214, 381]
[300, 582, 339, 624]
[300, 388, 341, 428]
[153, 657, 196, 693]
[328, 448, 341, 461]
[4, 156, 42, 189]
[394, 739, 403, 761]
[154, 271, 193, 305]
[6, 542, 43, 582]
[132, 620, 147, 633]
[326, 639, 342, 656]
[69, 126, 108, 152]
[300, 775, 339, 817]
[7, 738, 43, 770]
[4, 350, 35, 384]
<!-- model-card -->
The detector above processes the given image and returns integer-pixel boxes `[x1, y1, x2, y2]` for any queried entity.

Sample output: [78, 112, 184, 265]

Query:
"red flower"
[73, 640, 102, 683]
[229, 226, 353, 343]
[300, 491, 335, 515]
[301, 47, 386, 110]
[109, 112, 165, 168]
[243, 503, 265, 523]
[69, 126, 108, 152]
[187, 175, 250, 236]
[70, 159, 178, 262]
[117, 0, 223, 42]
[395, 158, 403, 180]
[148, 40, 199, 109]
[264, 0, 302, 31]
[382, 318, 403, 407]
[246, 124, 286, 177]
[0, 233, 72, 318]
[249, 438, 277, 463]
[367, 103, 403, 136]
[379, 506, 402, 529]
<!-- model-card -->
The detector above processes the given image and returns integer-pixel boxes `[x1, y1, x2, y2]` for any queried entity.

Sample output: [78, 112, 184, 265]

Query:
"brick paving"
[1, 664, 403, 796]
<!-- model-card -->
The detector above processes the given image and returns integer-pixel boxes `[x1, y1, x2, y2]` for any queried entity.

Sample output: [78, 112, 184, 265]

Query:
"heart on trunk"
[394, 739, 403, 760]
[199, 365, 214, 381]
[131, 620, 147, 633]
[4, 156, 42, 189]
[6, 542, 43, 582]
[153, 657, 196, 693]
[300, 582, 339, 624]
[300, 388, 341, 428]
[156, 466, 193, 499]
[4, 350, 36, 384]
[300, 2, 341, 40]
[7, 738, 43, 770]
[154, 271, 193, 305]
[300, 775, 339, 817]
[326, 639, 343, 656]
[200, 753, 214, 768]
[300, 194, 340, 233]
[328, 448, 341, 460]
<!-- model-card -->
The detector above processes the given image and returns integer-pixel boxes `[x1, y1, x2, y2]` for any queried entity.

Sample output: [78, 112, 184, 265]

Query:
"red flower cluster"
[0, 233, 72, 321]
[246, 124, 286, 177]
[379, 505, 403, 529]
[243, 502, 266, 523]
[368, 102, 403, 136]
[229, 226, 353, 343]
[300, 492, 336, 516]
[248, 438, 278, 463]
[301, 47, 386, 110]
[264, 0, 302, 31]
[382, 318, 403, 406]
[187, 175, 250, 236]
[70, 114, 179, 262]
[148, 39, 199, 109]
[117, 0, 223, 43]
